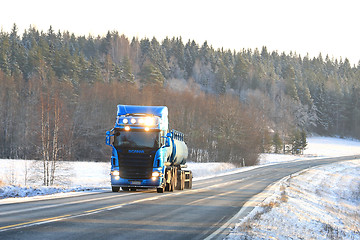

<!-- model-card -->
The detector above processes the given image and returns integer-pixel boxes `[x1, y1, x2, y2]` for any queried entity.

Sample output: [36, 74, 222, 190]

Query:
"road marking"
[0, 176, 250, 232]
[0, 194, 163, 232]
[0, 215, 71, 230]
[0, 192, 142, 216]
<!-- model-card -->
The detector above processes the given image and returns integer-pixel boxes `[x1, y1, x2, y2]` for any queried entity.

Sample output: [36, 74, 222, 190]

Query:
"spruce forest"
[1, 24, 360, 166]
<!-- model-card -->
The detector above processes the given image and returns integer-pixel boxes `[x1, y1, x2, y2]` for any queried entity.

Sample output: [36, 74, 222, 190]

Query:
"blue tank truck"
[106, 105, 193, 193]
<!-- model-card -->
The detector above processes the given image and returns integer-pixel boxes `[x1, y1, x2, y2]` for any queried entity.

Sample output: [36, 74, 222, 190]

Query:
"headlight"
[152, 171, 160, 177]
[130, 118, 136, 124]
[124, 126, 130, 131]
[112, 170, 120, 176]
[122, 118, 128, 124]
[145, 117, 155, 126]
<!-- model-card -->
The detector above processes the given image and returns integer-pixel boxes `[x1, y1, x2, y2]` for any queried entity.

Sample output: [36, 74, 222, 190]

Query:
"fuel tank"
[171, 138, 188, 165]
[167, 131, 188, 166]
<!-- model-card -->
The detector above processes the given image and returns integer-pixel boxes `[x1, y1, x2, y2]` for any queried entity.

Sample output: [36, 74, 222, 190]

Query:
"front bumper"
[111, 176, 164, 188]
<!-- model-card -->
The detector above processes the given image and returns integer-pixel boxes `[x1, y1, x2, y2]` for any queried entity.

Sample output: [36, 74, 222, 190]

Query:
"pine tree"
[139, 62, 164, 85]
[272, 132, 283, 153]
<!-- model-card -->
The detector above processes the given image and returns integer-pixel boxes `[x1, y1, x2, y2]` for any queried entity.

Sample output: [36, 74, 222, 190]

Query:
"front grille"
[118, 152, 154, 179]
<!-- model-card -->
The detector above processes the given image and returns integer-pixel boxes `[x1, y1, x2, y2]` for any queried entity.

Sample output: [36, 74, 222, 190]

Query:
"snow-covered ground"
[0, 160, 239, 199]
[1, 137, 360, 239]
[227, 137, 360, 240]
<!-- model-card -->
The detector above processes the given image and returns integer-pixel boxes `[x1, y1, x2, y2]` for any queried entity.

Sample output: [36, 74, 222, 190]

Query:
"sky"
[1, 0, 359, 65]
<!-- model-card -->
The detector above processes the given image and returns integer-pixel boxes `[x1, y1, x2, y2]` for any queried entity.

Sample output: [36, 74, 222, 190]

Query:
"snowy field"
[1, 137, 360, 239]
[227, 137, 360, 240]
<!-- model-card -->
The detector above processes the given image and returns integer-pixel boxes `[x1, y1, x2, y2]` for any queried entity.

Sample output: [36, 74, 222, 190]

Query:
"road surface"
[0, 155, 358, 240]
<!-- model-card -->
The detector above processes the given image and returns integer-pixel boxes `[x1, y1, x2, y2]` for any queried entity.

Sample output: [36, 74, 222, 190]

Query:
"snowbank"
[258, 136, 360, 165]
[0, 160, 238, 199]
[227, 159, 360, 240]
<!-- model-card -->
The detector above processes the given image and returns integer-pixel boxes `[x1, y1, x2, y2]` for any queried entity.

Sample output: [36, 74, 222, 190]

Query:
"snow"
[1, 136, 360, 239]
[0, 160, 240, 200]
[226, 137, 360, 240]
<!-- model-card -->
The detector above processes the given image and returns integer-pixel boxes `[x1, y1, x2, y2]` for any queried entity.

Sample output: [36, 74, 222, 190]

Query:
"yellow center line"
[0, 177, 249, 232]
[0, 194, 162, 231]
[0, 215, 71, 230]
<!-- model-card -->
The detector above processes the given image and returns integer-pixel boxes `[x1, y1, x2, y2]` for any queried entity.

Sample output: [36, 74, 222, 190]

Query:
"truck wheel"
[165, 169, 171, 191]
[169, 176, 174, 192]
[176, 171, 185, 190]
[188, 171, 193, 189]
[112, 186, 120, 192]
[181, 171, 185, 190]
[157, 187, 164, 193]
[184, 171, 193, 189]
[122, 187, 129, 191]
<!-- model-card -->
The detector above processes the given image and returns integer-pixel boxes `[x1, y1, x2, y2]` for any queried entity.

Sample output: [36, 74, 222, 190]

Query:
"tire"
[181, 171, 185, 190]
[122, 187, 129, 191]
[176, 170, 185, 190]
[157, 187, 164, 193]
[165, 169, 171, 191]
[170, 176, 175, 192]
[184, 171, 193, 189]
[112, 186, 120, 192]
[188, 171, 193, 189]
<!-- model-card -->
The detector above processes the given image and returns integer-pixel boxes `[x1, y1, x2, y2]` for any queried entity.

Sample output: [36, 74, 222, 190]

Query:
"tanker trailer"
[105, 105, 192, 193]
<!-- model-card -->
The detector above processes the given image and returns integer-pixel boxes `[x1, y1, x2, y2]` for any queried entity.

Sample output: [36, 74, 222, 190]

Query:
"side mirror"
[165, 137, 171, 148]
[106, 131, 111, 146]
[162, 135, 171, 148]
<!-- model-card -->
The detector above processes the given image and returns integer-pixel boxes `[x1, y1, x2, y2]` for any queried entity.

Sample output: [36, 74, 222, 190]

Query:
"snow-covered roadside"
[227, 137, 360, 240]
[226, 159, 360, 240]
[0, 160, 239, 199]
[258, 136, 360, 165]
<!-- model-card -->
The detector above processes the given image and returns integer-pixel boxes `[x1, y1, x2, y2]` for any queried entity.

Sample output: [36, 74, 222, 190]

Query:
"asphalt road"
[0, 155, 358, 240]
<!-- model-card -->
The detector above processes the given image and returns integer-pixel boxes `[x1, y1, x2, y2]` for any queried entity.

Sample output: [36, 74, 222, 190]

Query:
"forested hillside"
[1, 24, 359, 165]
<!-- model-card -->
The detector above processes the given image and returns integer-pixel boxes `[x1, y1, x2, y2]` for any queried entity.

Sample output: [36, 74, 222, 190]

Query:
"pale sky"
[1, 0, 359, 65]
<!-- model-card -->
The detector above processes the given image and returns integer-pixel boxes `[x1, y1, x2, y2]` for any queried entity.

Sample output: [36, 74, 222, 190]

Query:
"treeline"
[1, 24, 360, 164]
[0, 74, 266, 166]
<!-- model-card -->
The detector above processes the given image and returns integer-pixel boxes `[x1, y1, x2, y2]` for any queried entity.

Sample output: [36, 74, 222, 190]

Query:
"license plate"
[131, 181, 141, 185]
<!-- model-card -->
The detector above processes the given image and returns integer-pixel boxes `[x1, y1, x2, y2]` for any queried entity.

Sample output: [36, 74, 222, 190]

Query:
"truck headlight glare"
[131, 118, 136, 124]
[112, 170, 120, 176]
[124, 126, 130, 131]
[122, 118, 128, 124]
[152, 171, 160, 177]
[145, 117, 155, 126]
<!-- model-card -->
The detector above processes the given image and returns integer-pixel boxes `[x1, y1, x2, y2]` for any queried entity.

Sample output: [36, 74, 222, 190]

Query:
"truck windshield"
[113, 131, 160, 149]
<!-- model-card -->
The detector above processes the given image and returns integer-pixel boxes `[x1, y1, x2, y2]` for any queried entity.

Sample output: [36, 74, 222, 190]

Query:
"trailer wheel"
[176, 170, 185, 190]
[184, 171, 193, 189]
[188, 171, 193, 189]
[112, 186, 120, 192]
[181, 171, 185, 190]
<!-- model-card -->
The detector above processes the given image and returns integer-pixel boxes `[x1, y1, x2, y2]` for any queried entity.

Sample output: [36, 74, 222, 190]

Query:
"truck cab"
[106, 105, 192, 193]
